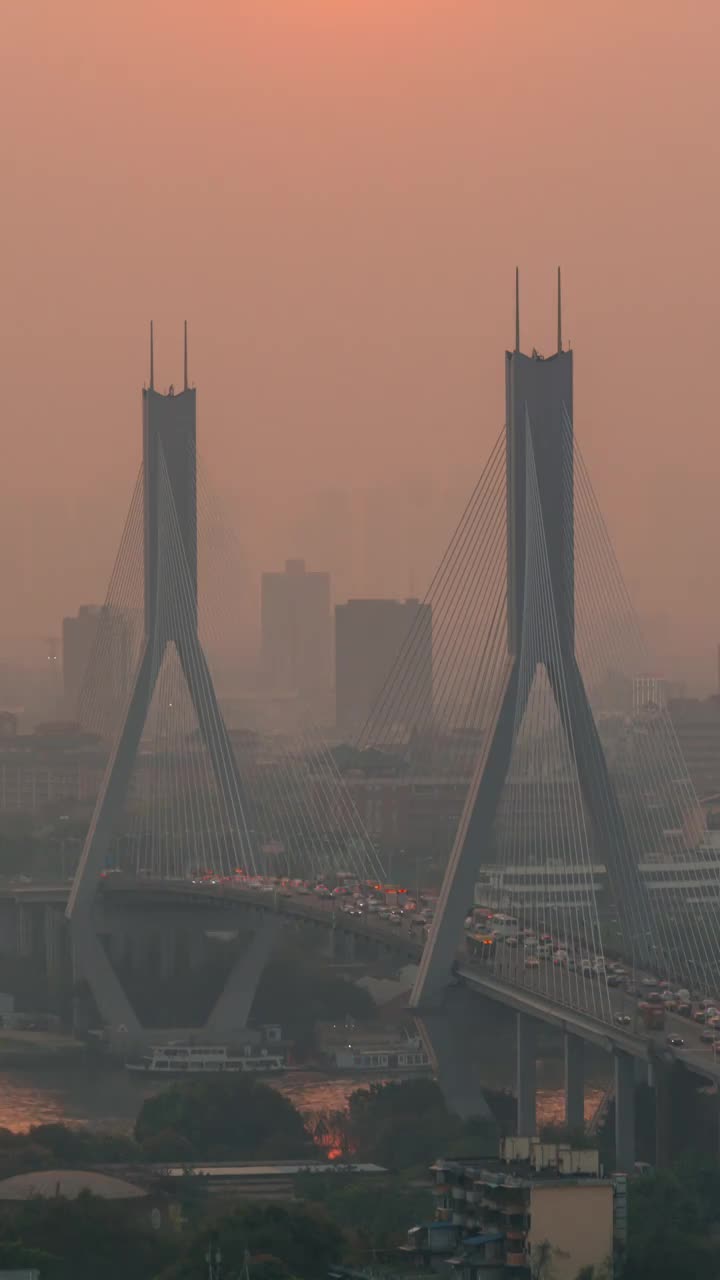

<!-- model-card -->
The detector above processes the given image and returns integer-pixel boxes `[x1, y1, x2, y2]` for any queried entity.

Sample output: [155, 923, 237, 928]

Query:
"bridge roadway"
[4, 877, 719, 1087]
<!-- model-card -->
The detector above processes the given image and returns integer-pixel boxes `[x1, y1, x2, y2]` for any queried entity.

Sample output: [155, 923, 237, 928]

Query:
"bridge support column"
[516, 1013, 537, 1137]
[564, 1032, 585, 1132]
[414, 989, 498, 1125]
[205, 917, 281, 1037]
[614, 1050, 636, 1172]
[43, 906, 65, 983]
[16, 904, 33, 958]
[653, 1058, 672, 1169]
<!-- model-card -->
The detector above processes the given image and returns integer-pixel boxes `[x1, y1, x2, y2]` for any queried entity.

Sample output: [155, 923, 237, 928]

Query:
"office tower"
[335, 597, 432, 736]
[62, 605, 102, 719]
[261, 559, 332, 715]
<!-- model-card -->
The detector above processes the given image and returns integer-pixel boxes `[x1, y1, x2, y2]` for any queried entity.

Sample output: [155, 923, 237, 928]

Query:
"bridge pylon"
[411, 273, 647, 1011]
[67, 327, 255, 1039]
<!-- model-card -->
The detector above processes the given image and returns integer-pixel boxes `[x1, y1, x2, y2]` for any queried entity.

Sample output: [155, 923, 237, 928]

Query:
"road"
[180, 880, 720, 1080]
[7, 874, 720, 1081]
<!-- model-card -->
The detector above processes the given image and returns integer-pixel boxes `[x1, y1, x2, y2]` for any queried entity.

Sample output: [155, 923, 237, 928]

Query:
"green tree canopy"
[135, 1075, 311, 1160]
[0, 1192, 175, 1280]
[168, 1203, 343, 1280]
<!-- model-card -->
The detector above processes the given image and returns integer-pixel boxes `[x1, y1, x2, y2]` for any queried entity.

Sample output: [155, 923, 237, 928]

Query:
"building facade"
[335, 597, 432, 736]
[403, 1143, 619, 1279]
[261, 560, 331, 719]
[668, 695, 720, 798]
[62, 605, 102, 719]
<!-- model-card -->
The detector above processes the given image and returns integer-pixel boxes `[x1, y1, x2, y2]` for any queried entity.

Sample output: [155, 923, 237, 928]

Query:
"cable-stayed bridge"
[61, 295, 720, 1170]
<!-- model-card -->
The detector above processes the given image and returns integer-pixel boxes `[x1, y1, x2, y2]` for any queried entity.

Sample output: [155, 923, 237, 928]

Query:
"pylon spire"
[515, 268, 520, 353]
[150, 321, 155, 390]
[557, 267, 563, 353]
[184, 321, 188, 391]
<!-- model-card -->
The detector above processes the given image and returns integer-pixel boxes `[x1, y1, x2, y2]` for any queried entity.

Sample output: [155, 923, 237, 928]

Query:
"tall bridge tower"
[67, 328, 254, 1035]
[411, 272, 643, 1008]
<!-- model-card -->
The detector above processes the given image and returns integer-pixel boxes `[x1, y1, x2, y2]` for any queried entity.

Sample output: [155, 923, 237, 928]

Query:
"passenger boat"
[125, 1042, 285, 1075]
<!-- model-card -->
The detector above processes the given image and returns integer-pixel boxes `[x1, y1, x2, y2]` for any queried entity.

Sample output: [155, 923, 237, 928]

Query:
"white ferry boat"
[126, 1043, 285, 1076]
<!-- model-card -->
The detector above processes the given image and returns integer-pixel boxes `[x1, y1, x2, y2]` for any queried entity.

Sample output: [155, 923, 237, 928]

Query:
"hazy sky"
[2, 1, 720, 687]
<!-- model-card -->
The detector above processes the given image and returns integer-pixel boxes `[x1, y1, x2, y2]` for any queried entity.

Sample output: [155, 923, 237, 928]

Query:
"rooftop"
[0, 1169, 146, 1201]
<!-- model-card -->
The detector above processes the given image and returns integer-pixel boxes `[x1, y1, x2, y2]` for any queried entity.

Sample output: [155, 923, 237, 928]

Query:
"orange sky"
[2, 1, 719, 687]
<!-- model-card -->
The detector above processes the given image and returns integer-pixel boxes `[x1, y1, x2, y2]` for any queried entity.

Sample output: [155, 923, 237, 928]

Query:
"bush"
[135, 1076, 311, 1160]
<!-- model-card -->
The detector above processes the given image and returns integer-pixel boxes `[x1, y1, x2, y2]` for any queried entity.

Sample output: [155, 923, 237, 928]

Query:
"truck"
[638, 1002, 665, 1031]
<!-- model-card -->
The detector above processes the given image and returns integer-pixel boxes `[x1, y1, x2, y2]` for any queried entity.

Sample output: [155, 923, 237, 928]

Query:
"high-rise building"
[335, 597, 432, 736]
[669, 695, 720, 798]
[62, 605, 102, 719]
[260, 560, 332, 716]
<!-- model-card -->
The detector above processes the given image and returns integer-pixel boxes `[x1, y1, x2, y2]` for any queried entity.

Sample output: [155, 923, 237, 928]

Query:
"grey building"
[62, 605, 102, 719]
[335, 597, 432, 737]
[261, 560, 332, 716]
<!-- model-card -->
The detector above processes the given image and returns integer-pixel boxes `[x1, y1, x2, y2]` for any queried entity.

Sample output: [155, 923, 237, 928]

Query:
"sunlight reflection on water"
[0, 1068, 607, 1134]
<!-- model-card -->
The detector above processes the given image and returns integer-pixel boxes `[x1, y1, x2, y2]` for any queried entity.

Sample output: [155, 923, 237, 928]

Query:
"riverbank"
[0, 1029, 89, 1069]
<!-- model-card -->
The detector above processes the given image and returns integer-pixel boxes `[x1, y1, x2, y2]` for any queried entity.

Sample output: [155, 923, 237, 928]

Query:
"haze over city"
[4, 8, 720, 1279]
[1, 1, 719, 690]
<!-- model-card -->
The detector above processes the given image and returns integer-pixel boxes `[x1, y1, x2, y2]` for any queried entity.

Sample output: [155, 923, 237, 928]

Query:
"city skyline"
[2, 4, 720, 695]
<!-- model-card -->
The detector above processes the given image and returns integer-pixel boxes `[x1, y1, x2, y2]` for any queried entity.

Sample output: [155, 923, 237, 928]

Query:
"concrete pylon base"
[414, 989, 498, 1125]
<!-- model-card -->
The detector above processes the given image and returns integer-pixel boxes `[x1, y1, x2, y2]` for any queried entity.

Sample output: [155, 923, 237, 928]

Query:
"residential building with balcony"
[401, 1140, 622, 1279]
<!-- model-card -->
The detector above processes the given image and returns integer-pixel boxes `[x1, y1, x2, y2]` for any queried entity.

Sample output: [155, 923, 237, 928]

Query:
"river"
[0, 1061, 609, 1135]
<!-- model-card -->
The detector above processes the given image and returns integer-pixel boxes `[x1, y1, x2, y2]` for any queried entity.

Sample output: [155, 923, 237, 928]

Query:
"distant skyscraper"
[261, 560, 331, 715]
[62, 605, 102, 719]
[335, 598, 432, 737]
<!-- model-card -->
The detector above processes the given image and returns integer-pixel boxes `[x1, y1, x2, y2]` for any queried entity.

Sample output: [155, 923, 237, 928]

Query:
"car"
[607, 975, 622, 987]
[504, 936, 519, 948]
[646, 992, 664, 1006]
[388, 911, 403, 926]
[700, 1028, 719, 1043]
[377, 907, 392, 919]
[641, 977, 657, 988]
[614, 1013, 632, 1026]
[525, 957, 540, 969]
[553, 953, 568, 967]
[410, 915, 426, 930]
[666, 1035, 685, 1048]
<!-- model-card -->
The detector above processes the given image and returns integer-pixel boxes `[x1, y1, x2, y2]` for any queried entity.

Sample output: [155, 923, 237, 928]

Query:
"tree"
[135, 1076, 311, 1160]
[622, 1167, 720, 1280]
[0, 1192, 177, 1280]
[343, 1079, 464, 1168]
[168, 1203, 343, 1280]
[296, 1172, 433, 1258]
